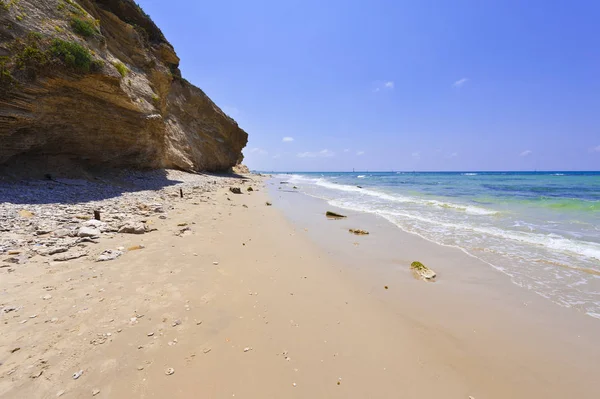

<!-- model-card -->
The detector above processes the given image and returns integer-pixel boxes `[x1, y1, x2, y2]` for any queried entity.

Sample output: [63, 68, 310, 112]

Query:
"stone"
[165, 367, 175, 375]
[229, 187, 242, 194]
[96, 250, 123, 262]
[78, 227, 101, 238]
[326, 211, 347, 219]
[349, 229, 369, 235]
[118, 222, 147, 234]
[18, 210, 35, 218]
[37, 246, 69, 256]
[265, 202, 272, 206]
[410, 261, 437, 280]
[83, 220, 108, 231]
[54, 251, 88, 262]
[92, 389, 101, 396]
[247, 187, 254, 192]
[73, 370, 84, 380]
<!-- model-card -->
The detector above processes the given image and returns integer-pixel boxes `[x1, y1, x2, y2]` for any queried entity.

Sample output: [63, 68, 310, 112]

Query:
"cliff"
[0, 0, 248, 174]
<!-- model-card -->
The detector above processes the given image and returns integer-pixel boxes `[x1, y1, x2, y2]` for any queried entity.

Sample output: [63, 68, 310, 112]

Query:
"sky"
[136, 0, 600, 171]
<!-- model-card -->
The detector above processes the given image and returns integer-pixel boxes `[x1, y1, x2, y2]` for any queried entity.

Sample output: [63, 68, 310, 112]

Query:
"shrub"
[71, 17, 97, 37]
[50, 39, 92, 72]
[112, 61, 128, 77]
[91, 59, 104, 72]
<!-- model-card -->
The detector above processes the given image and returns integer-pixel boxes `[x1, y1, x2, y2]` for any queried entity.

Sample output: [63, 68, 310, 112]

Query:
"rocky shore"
[0, 170, 246, 268]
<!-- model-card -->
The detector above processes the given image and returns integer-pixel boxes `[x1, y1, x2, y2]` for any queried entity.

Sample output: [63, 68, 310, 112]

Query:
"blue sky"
[137, 0, 600, 171]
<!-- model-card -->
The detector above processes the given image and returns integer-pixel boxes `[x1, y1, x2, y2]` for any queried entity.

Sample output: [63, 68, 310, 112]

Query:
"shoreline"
[0, 172, 599, 398]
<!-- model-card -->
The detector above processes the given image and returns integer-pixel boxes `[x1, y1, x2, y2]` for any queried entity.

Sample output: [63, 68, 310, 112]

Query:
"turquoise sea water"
[276, 172, 600, 319]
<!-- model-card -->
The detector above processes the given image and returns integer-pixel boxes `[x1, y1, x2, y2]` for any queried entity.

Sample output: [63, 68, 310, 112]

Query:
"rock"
[78, 226, 101, 238]
[265, 202, 272, 206]
[56, 390, 66, 397]
[54, 250, 88, 262]
[43, 294, 52, 300]
[229, 187, 242, 194]
[118, 222, 147, 234]
[172, 319, 182, 327]
[165, 367, 175, 376]
[349, 229, 369, 235]
[410, 261, 437, 280]
[147, 332, 154, 336]
[247, 187, 254, 192]
[0, 1, 247, 174]
[243, 347, 252, 352]
[37, 246, 69, 256]
[326, 211, 347, 219]
[73, 370, 84, 380]
[213, 261, 219, 265]
[83, 220, 110, 232]
[92, 389, 101, 396]
[96, 250, 123, 262]
[18, 210, 35, 218]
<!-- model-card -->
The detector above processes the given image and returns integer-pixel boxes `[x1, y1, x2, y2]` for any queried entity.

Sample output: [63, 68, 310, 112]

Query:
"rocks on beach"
[0, 170, 241, 267]
[349, 229, 369, 235]
[326, 211, 347, 219]
[410, 261, 437, 280]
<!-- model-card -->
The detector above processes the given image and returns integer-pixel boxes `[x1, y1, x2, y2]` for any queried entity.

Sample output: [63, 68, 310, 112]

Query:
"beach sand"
[1, 176, 599, 398]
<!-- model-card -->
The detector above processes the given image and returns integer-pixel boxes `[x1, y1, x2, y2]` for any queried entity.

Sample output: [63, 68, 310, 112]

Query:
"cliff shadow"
[1, 168, 198, 205]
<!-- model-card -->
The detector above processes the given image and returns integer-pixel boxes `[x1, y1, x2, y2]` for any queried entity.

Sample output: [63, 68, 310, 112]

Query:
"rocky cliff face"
[0, 0, 247, 174]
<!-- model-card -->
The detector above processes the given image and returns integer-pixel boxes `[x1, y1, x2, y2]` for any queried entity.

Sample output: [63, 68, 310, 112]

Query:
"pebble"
[73, 370, 84, 380]
[165, 367, 175, 375]
[92, 388, 100, 396]
[147, 332, 154, 337]
[137, 366, 144, 370]
[56, 390, 65, 397]
[213, 261, 219, 265]
[172, 319, 181, 327]
[43, 294, 52, 300]
[243, 347, 252, 352]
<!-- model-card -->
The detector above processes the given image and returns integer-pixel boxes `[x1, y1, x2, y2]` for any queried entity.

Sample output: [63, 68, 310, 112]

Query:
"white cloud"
[247, 147, 268, 155]
[520, 150, 532, 157]
[450, 152, 458, 158]
[297, 149, 335, 158]
[373, 80, 395, 92]
[453, 78, 469, 88]
[356, 151, 365, 156]
[412, 151, 421, 159]
[343, 149, 350, 152]
[282, 137, 294, 143]
[272, 154, 281, 159]
[591, 145, 600, 153]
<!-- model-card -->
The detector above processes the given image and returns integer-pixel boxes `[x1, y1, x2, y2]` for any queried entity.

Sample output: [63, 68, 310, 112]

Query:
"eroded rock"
[410, 261, 436, 280]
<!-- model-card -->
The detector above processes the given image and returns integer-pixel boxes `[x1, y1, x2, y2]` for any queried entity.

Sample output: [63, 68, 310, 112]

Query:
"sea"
[274, 171, 600, 319]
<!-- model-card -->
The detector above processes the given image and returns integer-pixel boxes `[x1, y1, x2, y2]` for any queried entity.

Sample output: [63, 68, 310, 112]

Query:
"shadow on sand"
[0, 169, 249, 205]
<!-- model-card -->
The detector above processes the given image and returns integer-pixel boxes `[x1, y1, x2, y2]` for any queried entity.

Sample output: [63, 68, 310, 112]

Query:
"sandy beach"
[1, 173, 599, 398]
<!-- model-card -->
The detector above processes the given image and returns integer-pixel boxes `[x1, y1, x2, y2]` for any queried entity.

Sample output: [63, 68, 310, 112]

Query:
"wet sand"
[1, 176, 599, 398]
